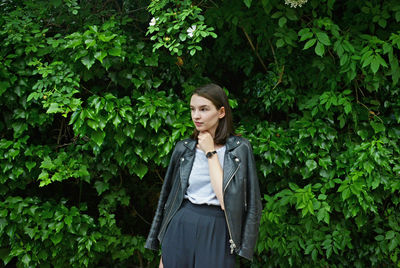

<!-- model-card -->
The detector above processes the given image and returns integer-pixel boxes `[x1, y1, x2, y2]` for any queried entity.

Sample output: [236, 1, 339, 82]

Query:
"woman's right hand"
[159, 257, 164, 268]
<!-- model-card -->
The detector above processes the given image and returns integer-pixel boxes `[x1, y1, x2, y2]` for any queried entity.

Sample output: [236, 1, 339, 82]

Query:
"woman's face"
[190, 94, 225, 137]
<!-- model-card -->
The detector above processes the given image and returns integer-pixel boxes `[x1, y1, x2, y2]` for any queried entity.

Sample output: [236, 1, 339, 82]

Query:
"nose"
[192, 109, 200, 119]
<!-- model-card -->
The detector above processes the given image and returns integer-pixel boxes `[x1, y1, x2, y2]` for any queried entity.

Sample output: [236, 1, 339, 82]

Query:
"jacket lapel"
[180, 140, 196, 192]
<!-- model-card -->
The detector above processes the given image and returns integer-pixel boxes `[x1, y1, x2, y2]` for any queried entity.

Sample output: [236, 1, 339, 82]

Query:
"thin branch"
[268, 38, 278, 67]
[132, 204, 151, 225]
[272, 65, 285, 90]
[354, 81, 383, 123]
[240, 26, 268, 73]
[126, 6, 147, 14]
[137, 251, 143, 268]
[155, 169, 164, 183]
[57, 118, 65, 145]
[113, 0, 121, 13]
[357, 101, 383, 123]
[56, 142, 74, 149]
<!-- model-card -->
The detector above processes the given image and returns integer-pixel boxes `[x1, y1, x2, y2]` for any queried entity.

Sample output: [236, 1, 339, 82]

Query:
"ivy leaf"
[0, 81, 10, 96]
[81, 56, 95, 70]
[22, 254, 31, 266]
[91, 130, 105, 147]
[25, 161, 37, 172]
[40, 157, 55, 170]
[64, 215, 73, 226]
[50, 232, 63, 245]
[94, 51, 107, 63]
[134, 163, 148, 179]
[109, 47, 122, 57]
[94, 181, 109, 195]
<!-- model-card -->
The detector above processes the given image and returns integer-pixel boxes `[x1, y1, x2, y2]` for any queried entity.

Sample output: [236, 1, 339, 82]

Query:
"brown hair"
[191, 83, 234, 145]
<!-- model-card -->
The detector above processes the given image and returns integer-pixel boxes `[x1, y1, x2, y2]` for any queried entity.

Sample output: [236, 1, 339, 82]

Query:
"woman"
[145, 83, 262, 268]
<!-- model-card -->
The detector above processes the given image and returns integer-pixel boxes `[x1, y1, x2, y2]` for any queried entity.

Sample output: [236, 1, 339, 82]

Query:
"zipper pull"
[229, 239, 236, 254]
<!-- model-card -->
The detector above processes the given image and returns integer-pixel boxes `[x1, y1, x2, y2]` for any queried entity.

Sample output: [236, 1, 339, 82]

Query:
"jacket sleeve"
[238, 140, 262, 260]
[145, 141, 182, 250]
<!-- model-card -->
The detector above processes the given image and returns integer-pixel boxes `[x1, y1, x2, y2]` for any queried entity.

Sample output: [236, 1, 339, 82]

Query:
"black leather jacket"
[145, 135, 262, 260]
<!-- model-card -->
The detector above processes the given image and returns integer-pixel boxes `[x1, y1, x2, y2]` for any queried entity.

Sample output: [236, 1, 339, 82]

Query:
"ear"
[218, 106, 226, 119]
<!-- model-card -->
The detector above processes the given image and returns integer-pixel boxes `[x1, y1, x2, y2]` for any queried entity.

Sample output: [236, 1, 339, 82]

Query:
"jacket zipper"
[244, 177, 247, 211]
[223, 163, 240, 254]
[159, 182, 180, 241]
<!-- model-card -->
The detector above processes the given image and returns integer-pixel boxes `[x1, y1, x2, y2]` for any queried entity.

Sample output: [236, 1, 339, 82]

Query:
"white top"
[184, 145, 226, 205]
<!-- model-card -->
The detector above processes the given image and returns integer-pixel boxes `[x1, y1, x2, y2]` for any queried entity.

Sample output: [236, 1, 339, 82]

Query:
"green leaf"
[370, 121, 385, 133]
[84, 39, 96, 48]
[64, 215, 73, 226]
[357, 129, 369, 140]
[81, 56, 95, 70]
[179, 33, 187, 41]
[40, 157, 55, 170]
[315, 41, 325, 57]
[0, 81, 10, 96]
[25, 161, 37, 172]
[371, 56, 380, 74]
[91, 130, 105, 147]
[386, 230, 395, 240]
[316, 32, 331, 46]
[98, 33, 116, 42]
[306, 160, 317, 172]
[389, 238, 398, 251]
[303, 38, 316, 50]
[50, 232, 63, 245]
[22, 254, 31, 266]
[278, 17, 287, 28]
[47, 103, 61, 114]
[243, 0, 252, 8]
[342, 187, 350, 201]
[94, 181, 109, 195]
[113, 114, 121, 128]
[94, 51, 107, 63]
[109, 47, 122, 57]
[276, 39, 285, 48]
[134, 163, 148, 179]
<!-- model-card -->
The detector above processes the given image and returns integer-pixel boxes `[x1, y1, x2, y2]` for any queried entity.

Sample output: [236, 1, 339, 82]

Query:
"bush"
[1, 0, 399, 267]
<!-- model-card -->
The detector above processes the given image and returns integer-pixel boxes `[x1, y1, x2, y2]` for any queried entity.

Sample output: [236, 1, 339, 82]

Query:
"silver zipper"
[244, 177, 247, 211]
[223, 162, 240, 254]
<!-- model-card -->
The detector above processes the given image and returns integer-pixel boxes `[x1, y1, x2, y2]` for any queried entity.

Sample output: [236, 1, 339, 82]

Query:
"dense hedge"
[1, 0, 400, 267]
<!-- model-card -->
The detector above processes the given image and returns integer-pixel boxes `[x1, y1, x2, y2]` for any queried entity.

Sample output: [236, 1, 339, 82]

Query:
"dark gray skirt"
[161, 199, 236, 268]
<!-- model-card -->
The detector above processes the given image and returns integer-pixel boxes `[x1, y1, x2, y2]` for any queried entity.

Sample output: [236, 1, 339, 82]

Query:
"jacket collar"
[183, 135, 241, 152]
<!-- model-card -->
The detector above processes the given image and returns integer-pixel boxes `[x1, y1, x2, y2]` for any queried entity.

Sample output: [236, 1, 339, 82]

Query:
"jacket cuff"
[145, 238, 160, 251]
[238, 247, 254, 261]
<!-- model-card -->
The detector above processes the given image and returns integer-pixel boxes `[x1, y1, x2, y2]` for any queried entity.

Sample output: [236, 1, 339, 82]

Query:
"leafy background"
[1, 0, 400, 267]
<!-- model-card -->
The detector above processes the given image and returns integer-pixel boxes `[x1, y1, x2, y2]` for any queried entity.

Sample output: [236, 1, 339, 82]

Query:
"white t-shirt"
[184, 145, 226, 205]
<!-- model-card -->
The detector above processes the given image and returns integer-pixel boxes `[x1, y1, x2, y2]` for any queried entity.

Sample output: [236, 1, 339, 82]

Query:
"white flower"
[284, 0, 308, 8]
[149, 17, 158, 27]
[187, 25, 196, 38]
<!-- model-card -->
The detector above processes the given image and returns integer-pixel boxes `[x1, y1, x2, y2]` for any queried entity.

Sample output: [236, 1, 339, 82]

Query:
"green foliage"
[147, 0, 217, 56]
[1, 0, 400, 267]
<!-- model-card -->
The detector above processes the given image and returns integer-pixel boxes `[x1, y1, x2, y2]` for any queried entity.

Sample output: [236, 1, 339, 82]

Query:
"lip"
[194, 122, 203, 127]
